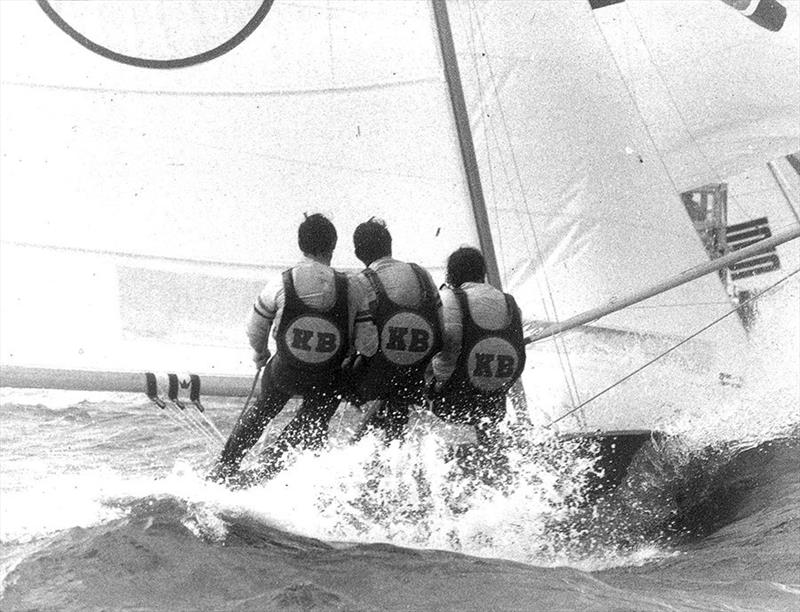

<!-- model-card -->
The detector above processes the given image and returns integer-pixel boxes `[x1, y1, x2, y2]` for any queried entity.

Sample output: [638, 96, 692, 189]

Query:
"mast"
[432, 0, 532, 425]
[431, 0, 502, 289]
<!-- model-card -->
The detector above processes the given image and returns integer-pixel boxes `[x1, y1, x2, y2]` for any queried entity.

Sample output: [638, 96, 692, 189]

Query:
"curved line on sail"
[1, 77, 442, 98]
[37, 0, 274, 69]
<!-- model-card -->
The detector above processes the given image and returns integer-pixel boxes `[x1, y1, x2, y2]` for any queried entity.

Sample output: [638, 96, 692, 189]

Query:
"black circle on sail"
[37, 0, 274, 69]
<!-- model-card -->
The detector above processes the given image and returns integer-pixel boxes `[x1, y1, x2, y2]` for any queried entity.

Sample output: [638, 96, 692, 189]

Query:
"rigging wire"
[243, 366, 262, 413]
[159, 406, 204, 440]
[462, 4, 505, 287]
[167, 403, 219, 445]
[450, 3, 543, 427]
[460, 1, 585, 421]
[195, 411, 226, 442]
[546, 265, 800, 428]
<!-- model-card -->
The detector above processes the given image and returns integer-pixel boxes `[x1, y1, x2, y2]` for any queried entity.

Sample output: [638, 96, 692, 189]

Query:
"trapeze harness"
[444, 287, 525, 398]
[362, 263, 442, 373]
[270, 268, 350, 391]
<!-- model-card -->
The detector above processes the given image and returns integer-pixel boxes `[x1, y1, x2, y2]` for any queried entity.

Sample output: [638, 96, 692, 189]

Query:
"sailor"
[428, 246, 526, 462]
[345, 218, 443, 441]
[209, 213, 377, 483]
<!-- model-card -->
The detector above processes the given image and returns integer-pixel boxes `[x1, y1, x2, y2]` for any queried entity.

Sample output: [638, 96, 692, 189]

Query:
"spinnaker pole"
[431, 0, 502, 290]
[526, 224, 800, 344]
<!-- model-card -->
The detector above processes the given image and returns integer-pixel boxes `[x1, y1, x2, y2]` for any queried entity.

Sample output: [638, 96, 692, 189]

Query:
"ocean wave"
[0, 495, 684, 612]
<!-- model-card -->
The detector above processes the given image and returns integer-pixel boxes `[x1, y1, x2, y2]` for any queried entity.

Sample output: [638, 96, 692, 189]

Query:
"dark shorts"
[350, 358, 427, 406]
[266, 355, 339, 397]
[430, 382, 507, 429]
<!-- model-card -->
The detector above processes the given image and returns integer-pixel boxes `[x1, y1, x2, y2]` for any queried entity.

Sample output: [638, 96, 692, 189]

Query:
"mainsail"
[1, 1, 798, 428]
[1, 0, 478, 378]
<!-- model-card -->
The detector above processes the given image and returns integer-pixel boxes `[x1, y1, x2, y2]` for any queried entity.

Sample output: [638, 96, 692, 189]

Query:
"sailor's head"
[353, 217, 392, 267]
[298, 213, 337, 262]
[446, 246, 485, 287]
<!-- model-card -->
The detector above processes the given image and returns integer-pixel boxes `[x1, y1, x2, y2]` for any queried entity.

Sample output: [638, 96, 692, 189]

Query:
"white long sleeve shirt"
[246, 257, 378, 361]
[351, 255, 442, 317]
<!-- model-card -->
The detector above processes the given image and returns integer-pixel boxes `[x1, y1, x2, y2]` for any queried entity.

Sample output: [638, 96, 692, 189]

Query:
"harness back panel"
[273, 268, 349, 380]
[447, 287, 525, 396]
[363, 263, 441, 370]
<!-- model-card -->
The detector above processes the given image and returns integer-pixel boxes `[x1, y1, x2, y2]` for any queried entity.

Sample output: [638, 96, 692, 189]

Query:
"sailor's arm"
[348, 274, 378, 358]
[421, 267, 445, 335]
[246, 282, 279, 366]
[431, 287, 462, 386]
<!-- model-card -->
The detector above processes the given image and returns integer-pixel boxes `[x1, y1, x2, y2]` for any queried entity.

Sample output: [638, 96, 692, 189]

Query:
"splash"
[667, 278, 800, 446]
[204, 421, 670, 570]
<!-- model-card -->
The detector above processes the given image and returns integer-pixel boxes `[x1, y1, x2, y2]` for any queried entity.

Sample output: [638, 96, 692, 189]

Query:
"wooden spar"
[526, 224, 800, 344]
[431, 0, 502, 290]
[1, 365, 254, 397]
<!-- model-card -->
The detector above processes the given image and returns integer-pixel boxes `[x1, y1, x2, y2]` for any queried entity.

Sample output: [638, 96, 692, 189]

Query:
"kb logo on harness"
[284, 316, 341, 365]
[467, 337, 519, 392]
[380, 311, 435, 366]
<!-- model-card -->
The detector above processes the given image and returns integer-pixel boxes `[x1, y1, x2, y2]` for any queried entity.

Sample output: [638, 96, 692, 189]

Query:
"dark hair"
[353, 217, 392, 266]
[446, 246, 485, 287]
[298, 213, 337, 256]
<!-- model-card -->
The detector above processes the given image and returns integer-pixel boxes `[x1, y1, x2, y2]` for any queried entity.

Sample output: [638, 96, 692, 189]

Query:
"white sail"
[594, 0, 800, 191]
[0, 0, 478, 377]
[442, 0, 798, 427]
[592, 1, 800, 311]
[447, 0, 798, 340]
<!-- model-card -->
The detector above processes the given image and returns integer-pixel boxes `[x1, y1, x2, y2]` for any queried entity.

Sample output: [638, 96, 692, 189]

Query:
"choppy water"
[1, 287, 799, 611]
[0, 390, 798, 611]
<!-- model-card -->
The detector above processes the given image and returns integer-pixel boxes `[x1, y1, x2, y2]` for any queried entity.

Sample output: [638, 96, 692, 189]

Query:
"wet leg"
[376, 399, 410, 442]
[210, 390, 290, 481]
[258, 388, 341, 475]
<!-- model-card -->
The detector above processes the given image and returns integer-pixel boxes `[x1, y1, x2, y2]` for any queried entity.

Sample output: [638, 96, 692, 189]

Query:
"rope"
[546, 266, 800, 428]
[243, 365, 262, 412]
[194, 411, 226, 442]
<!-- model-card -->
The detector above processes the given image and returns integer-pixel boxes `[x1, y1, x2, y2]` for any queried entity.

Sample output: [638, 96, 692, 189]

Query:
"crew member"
[346, 218, 443, 441]
[209, 213, 377, 483]
[428, 246, 526, 461]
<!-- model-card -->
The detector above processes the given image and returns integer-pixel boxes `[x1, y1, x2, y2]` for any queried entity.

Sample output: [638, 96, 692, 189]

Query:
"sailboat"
[1, 0, 798, 484]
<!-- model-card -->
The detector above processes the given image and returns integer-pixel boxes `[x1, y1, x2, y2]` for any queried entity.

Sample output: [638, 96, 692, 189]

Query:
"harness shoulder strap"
[333, 271, 349, 310]
[362, 268, 388, 302]
[503, 293, 517, 326]
[282, 268, 299, 304]
[451, 287, 471, 327]
[409, 263, 435, 305]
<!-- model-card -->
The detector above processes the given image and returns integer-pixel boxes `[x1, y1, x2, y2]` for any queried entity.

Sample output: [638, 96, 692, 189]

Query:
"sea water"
[1, 288, 798, 611]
